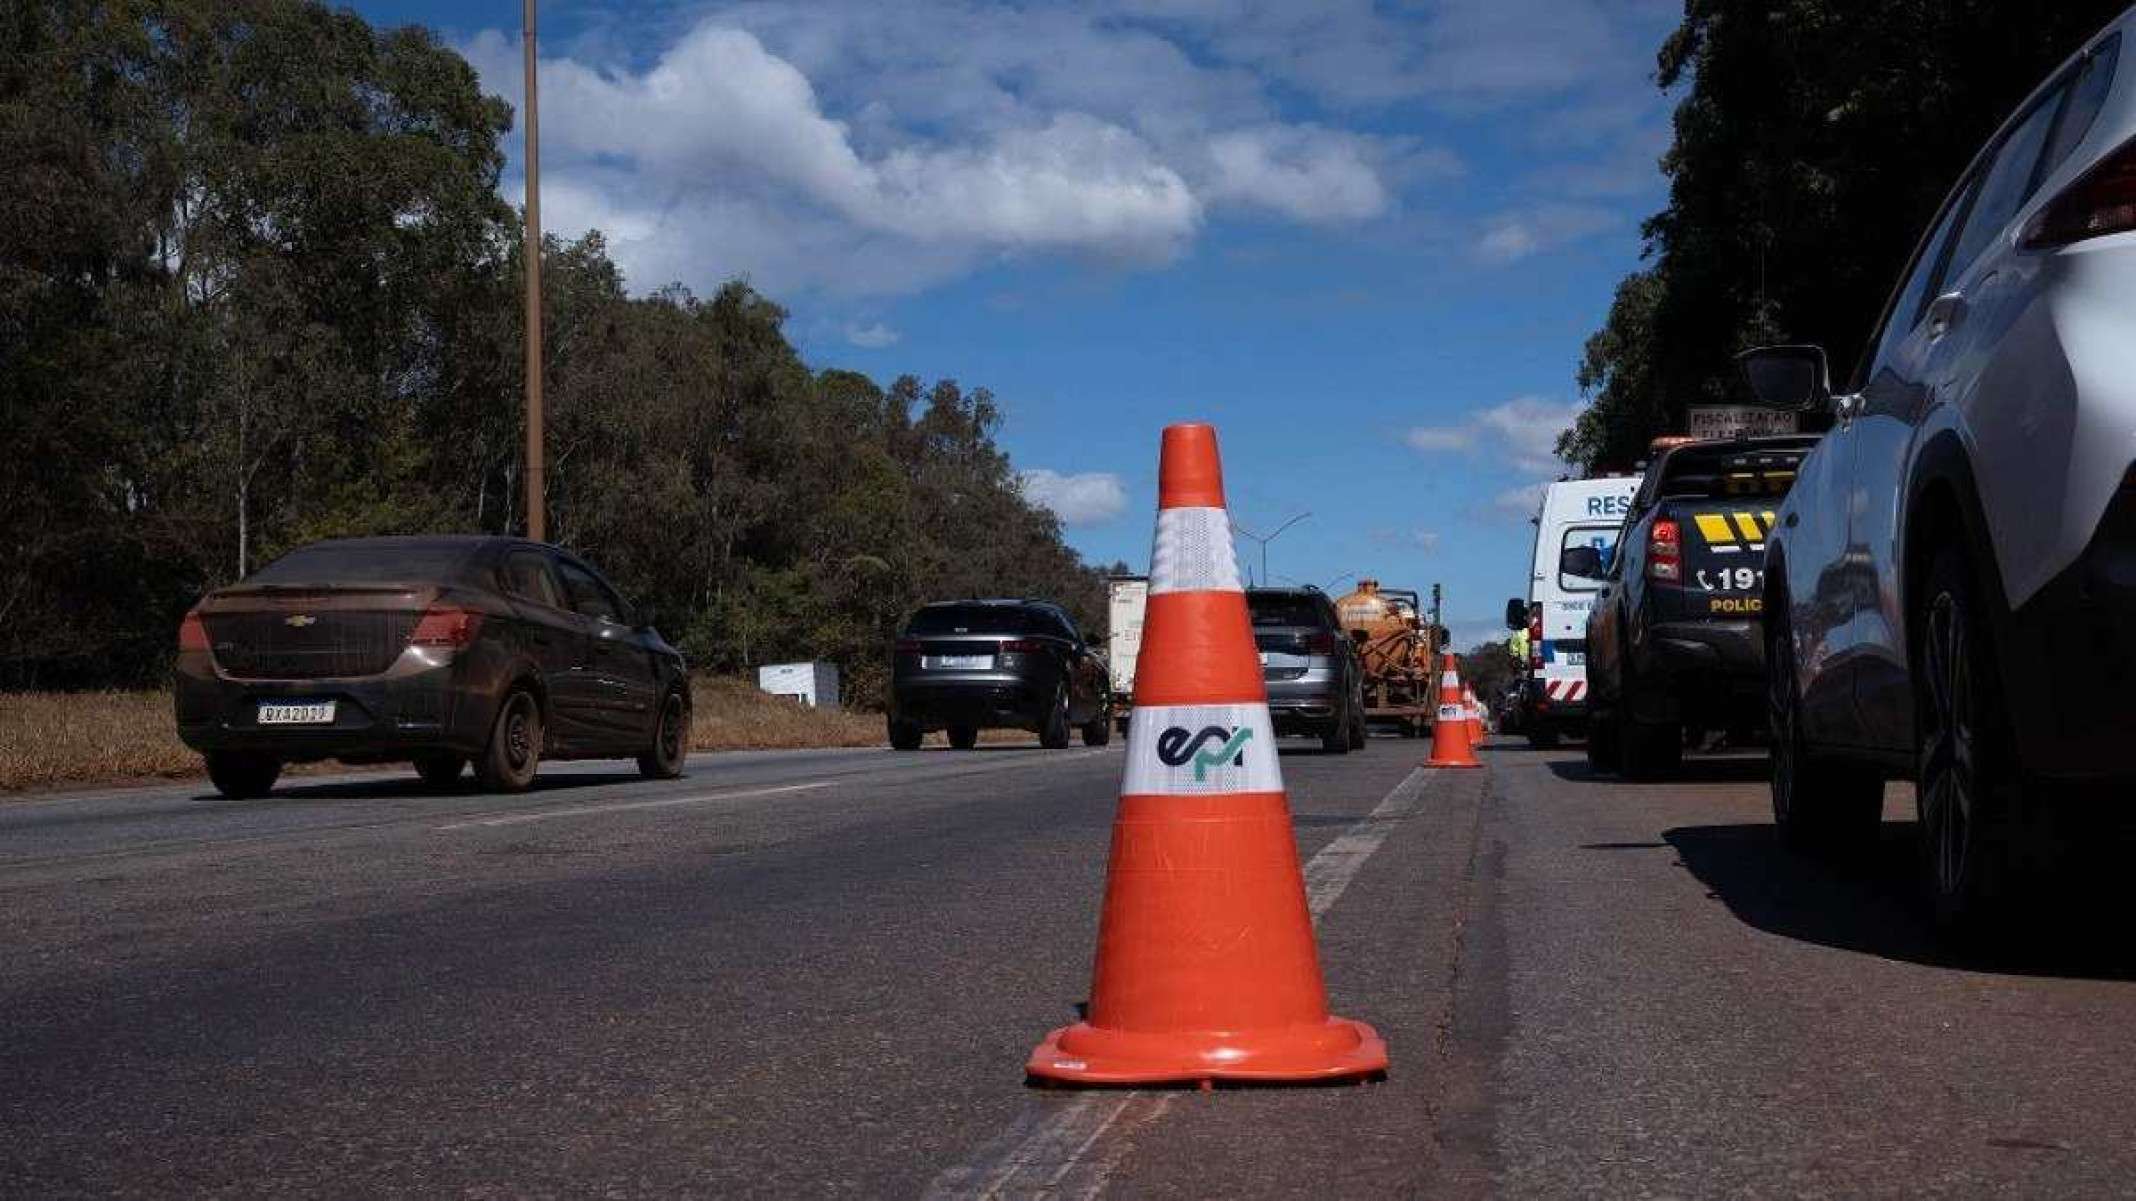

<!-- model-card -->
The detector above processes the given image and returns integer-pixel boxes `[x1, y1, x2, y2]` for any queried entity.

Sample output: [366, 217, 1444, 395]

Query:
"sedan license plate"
[258, 701, 336, 726]
[924, 654, 992, 670]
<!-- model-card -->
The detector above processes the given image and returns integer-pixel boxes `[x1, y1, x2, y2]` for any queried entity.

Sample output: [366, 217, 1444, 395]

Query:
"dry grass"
[686, 675, 883, 751]
[0, 690, 200, 791]
[0, 676, 890, 795]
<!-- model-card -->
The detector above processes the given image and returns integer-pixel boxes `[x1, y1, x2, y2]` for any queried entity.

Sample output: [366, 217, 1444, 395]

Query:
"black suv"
[1582, 436, 1817, 778]
[887, 599, 1112, 750]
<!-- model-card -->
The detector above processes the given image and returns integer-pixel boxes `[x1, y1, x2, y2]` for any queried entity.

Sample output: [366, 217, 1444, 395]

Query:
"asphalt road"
[5, 736, 2136, 1196]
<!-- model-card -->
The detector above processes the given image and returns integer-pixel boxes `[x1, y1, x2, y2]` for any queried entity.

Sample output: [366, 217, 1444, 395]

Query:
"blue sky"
[350, 0, 1680, 647]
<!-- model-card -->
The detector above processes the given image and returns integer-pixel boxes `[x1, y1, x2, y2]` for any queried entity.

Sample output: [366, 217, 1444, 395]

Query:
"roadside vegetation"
[1562, 1, 2127, 471]
[1, 0, 1116, 706]
[0, 676, 891, 792]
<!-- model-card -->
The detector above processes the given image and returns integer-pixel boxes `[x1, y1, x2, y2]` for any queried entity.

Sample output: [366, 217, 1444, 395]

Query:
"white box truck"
[1105, 576, 1148, 734]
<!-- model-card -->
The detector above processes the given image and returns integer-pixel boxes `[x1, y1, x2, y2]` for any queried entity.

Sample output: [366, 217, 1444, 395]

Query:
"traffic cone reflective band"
[1027, 423, 1388, 1085]
[1426, 653, 1482, 769]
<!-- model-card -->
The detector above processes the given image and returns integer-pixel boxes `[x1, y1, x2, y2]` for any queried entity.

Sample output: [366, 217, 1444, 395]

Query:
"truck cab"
[1582, 435, 1818, 777]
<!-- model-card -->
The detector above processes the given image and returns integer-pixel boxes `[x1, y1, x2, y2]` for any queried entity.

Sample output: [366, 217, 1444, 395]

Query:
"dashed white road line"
[922, 766, 1434, 1200]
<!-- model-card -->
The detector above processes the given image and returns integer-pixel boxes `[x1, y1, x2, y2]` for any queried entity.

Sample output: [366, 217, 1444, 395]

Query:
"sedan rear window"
[905, 605, 1045, 635]
[248, 542, 476, 585]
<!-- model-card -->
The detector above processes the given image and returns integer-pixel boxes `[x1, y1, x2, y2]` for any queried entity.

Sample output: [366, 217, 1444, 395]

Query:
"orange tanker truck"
[1334, 579, 1441, 738]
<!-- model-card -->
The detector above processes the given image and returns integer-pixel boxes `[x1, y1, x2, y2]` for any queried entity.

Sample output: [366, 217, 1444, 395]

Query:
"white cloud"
[1202, 125, 1392, 222]
[1408, 395, 1583, 477]
[1475, 204, 1621, 264]
[1018, 469, 1129, 526]
[1488, 480, 1553, 523]
[1371, 527, 1443, 552]
[844, 322, 900, 348]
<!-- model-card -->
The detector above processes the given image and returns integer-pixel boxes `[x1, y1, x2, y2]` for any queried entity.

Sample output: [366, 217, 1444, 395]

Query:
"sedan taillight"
[1000, 639, 1044, 653]
[178, 609, 209, 653]
[409, 605, 483, 649]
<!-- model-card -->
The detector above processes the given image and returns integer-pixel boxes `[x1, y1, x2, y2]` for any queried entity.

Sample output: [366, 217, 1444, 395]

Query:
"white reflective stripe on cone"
[1122, 704, 1282, 795]
[1148, 507, 1243, 595]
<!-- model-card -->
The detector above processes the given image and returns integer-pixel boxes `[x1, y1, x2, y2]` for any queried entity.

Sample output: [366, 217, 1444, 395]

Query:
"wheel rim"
[1919, 591, 1973, 899]
[505, 696, 536, 771]
[660, 695, 684, 763]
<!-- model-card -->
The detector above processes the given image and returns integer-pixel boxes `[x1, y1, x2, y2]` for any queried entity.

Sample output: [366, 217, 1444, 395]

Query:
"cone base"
[1424, 759, 1484, 769]
[1025, 1017, 1387, 1085]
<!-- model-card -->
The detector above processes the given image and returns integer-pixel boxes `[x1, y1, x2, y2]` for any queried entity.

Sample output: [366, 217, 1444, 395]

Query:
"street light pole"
[521, 0, 546, 542]
[1231, 511, 1311, 585]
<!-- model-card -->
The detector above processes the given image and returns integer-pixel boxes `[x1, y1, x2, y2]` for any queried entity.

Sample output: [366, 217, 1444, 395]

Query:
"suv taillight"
[894, 638, 921, 654]
[1001, 639, 1043, 653]
[1302, 631, 1336, 655]
[2023, 137, 2136, 249]
[1648, 518, 1682, 582]
[409, 605, 483, 649]
[1527, 607, 1543, 672]
[178, 609, 209, 653]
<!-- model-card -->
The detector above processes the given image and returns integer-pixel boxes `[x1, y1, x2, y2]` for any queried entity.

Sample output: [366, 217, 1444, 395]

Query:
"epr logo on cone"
[1026, 423, 1389, 1086]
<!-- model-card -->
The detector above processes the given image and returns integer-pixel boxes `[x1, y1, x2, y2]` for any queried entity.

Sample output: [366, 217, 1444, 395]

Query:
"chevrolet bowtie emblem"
[285, 614, 318, 628]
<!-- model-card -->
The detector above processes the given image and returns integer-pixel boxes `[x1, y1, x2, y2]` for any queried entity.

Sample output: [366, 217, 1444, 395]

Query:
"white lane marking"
[433, 782, 836, 830]
[923, 766, 1433, 1200]
[434, 749, 1111, 832]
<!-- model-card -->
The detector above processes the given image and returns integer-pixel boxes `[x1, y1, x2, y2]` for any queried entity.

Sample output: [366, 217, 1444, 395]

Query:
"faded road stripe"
[923, 765, 1433, 1200]
[434, 781, 837, 830]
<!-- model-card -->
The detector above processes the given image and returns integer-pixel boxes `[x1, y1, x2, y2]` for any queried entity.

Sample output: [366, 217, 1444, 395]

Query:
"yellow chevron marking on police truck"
[1693, 514, 1737, 544]
[1691, 511, 1777, 550]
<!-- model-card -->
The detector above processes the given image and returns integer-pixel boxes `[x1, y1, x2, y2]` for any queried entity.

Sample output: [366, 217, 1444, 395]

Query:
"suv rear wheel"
[1081, 713, 1112, 747]
[948, 724, 980, 751]
[888, 716, 923, 751]
[1038, 686, 1071, 749]
[1914, 543, 2016, 935]
[205, 751, 280, 800]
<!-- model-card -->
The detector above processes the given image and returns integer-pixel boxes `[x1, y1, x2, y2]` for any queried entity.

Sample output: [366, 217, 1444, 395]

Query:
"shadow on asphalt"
[1665, 821, 2136, 980]
[218, 769, 651, 805]
[1545, 756, 1770, 786]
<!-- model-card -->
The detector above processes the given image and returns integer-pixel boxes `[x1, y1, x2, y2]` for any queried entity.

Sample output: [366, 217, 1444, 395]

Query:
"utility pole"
[521, 0, 546, 542]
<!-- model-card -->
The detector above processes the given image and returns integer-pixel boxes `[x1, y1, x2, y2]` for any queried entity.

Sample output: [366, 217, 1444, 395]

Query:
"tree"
[1567, 0, 2127, 472]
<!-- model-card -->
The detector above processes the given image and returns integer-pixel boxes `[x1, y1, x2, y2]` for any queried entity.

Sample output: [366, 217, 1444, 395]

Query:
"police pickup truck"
[1578, 435, 1819, 778]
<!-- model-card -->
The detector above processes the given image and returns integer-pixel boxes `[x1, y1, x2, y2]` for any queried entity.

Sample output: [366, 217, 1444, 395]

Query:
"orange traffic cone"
[1027, 424, 1388, 1086]
[1465, 686, 1486, 743]
[1425, 653, 1482, 769]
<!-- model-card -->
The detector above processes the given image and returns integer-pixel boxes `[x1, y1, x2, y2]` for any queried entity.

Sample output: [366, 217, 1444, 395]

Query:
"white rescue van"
[1510, 477, 1638, 745]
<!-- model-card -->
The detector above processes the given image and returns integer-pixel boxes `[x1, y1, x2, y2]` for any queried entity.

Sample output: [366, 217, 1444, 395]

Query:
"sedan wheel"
[413, 753, 466, 790]
[475, 689, 543, 793]
[638, 690, 688, 779]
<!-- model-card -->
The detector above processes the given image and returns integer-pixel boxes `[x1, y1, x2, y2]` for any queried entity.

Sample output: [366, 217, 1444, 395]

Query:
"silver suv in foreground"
[1743, 11, 2135, 932]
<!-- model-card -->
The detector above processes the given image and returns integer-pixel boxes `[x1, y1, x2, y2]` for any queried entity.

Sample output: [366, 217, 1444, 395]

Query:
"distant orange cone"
[1425, 653, 1482, 769]
[1026, 423, 1388, 1086]
[1465, 686, 1486, 743]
